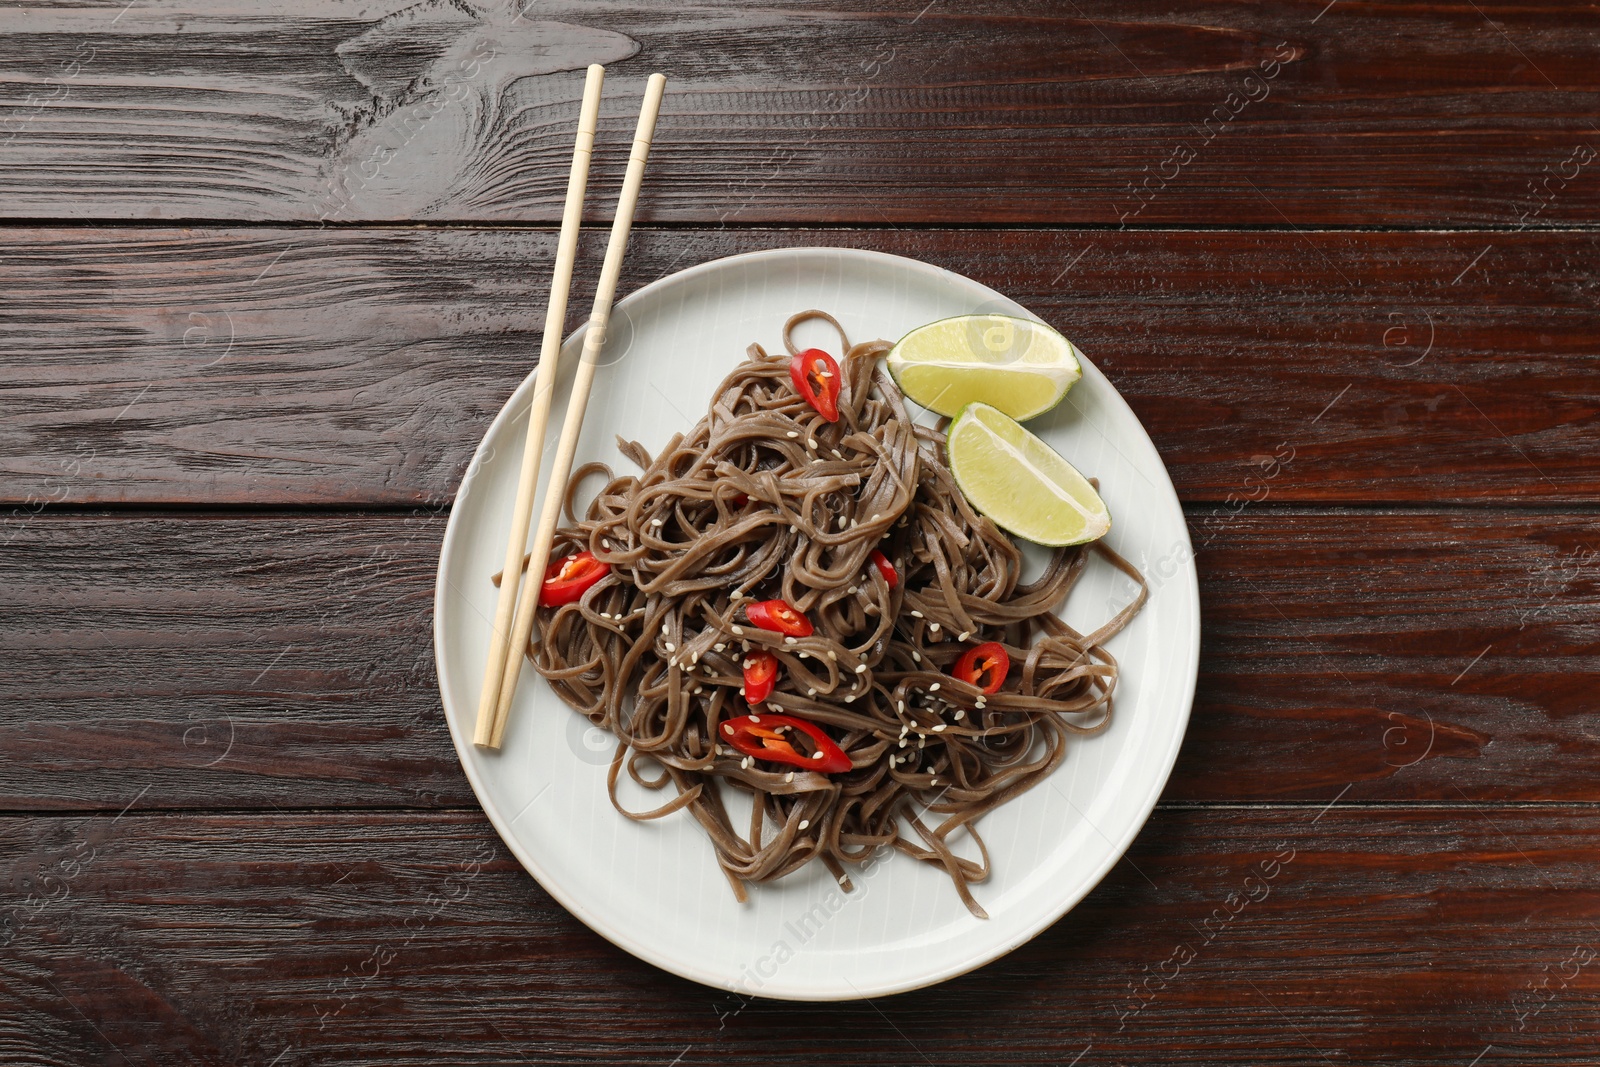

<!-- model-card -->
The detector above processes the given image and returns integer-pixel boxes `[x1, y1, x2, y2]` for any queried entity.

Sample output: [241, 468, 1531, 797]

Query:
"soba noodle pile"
[523, 310, 1146, 917]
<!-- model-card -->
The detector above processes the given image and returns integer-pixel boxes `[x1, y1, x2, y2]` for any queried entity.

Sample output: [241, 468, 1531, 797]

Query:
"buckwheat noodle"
[516, 310, 1147, 918]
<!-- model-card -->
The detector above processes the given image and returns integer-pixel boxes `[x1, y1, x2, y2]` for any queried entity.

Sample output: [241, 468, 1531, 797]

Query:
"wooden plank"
[2, 509, 1596, 810]
[0, 1, 1596, 225]
[0, 511, 472, 813]
[1180, 508, 1600, 802]
[4, 806, 1599, 1064]
[2, 226, 1596, 508]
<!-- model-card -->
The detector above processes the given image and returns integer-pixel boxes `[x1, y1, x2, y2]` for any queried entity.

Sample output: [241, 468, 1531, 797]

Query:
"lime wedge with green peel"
[947, 402, 1110, 547]
[887, 314, 1082, 421]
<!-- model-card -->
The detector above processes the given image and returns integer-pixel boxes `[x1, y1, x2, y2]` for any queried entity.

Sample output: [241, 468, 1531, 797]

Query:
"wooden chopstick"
[472, 64, 607, 748]
[485, 72, 669, 750]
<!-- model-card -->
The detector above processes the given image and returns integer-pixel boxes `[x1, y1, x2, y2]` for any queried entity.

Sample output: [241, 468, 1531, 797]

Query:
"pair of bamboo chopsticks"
[474, 65, 667, 750]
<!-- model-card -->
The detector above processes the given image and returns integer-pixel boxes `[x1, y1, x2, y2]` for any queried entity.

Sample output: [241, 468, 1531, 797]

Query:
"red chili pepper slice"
[742, 650, 779, 704]
[789, 348, 842, 422]
[731, 492, 750, 506]
[745, 598, 813, 637]
[952, 641, 1010, 694]
[538, 551, 610, 608]
[868, 549, 898, 589]
[720, 713, 852, 773]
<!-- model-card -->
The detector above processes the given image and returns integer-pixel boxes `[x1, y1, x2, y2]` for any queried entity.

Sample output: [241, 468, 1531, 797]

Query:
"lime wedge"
[887, 314, 1082, 421]
[947, 403, 1110, 546]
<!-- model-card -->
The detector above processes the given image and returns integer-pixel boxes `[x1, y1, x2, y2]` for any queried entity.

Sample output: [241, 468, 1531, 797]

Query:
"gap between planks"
[18, 502, 1600, 519]
[8, 800, 1600, 819]
[1, 218, 1600, 235]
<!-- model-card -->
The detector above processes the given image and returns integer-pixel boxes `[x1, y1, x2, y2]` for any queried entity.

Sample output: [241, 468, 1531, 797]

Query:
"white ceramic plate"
[435, 247, 1199, 1001]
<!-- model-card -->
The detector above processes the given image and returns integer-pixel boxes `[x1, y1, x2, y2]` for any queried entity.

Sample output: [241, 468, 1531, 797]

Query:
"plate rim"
[434, 244, 1200, 1001]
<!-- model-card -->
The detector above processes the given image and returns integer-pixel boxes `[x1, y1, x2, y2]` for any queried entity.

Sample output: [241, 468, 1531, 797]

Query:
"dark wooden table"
[4, 2, 1598, 1063]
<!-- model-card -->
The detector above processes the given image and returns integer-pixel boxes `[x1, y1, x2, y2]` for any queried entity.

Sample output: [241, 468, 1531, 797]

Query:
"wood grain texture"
[2, 0, 1595, 1051]
[3, 226, 1596, 509]
[0, 1, 1597, 225]
[1181, 509, 1600, 802]
[0, 511, 465, 812]
[4, 806, 1599, 1065]
[3, 509, 1595, 811]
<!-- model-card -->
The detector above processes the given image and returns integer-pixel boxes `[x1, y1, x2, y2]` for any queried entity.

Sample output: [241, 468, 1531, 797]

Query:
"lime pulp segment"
[887, 314, 1082, 421]
[946, 402, 1110, 547]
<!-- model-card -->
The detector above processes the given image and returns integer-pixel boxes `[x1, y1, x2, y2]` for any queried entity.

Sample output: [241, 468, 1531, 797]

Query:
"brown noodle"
[516, 310, 1147, 918]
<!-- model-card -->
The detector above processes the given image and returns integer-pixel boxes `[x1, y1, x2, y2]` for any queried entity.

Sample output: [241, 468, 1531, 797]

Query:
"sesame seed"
[933, 724, 947, 732]
[665, 642, 676, 652]
[742, 757, 752, 769]
[911, 651, 921, 662]
[714, 643, 726, 652]
[785, 636, 797, 645]
[870, 514, 880, 522]
[955, 710, 966, 720]
[723, 724, 734, 734]
[930, 683, 941, 692]
[668, 658, 677, 669]
[798, 650, 808, 659]
[975, 697, 986, 708]
[918, 738, 926, 749]
[838, 516, 848, 530]
[662, 623, 670, 635]
[602, 539, 612, 549]
[651, 518, 663, 526]
[807, 437, 818, 448]
[930, 622, 940, 632]
[694, 686, 704, 694]
[848, 586, 859, 595]
[738, 687, 746, 696]
[831, 449, 843, 459]
[854, 663, 868, 673]
[798, 819, 810, 830]
[807, 688, 816, 696]
[811, 751, 823, 760]
[750, 714, 760, 722]
[785, 772, 795, 783]
[958, 631, 971, 641]
[826, 650, 837, 660]
[845, 694, 856, 703]
[930, 779, 940, 787]
[731, 625, 744, 636]
[786, 431, 799, 439]
[910, 610, 924, 619]
[899, 739, 908, 748]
